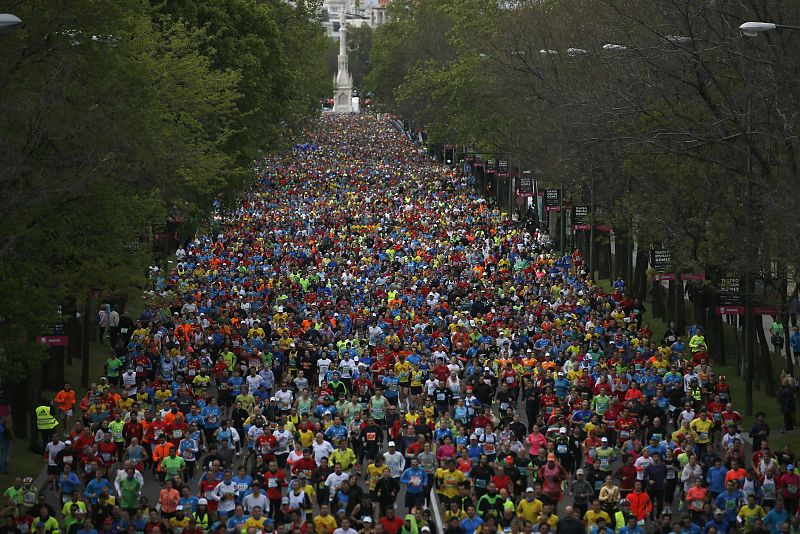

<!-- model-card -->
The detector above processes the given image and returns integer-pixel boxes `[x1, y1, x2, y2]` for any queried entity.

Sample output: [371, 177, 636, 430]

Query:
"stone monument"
[333, 10, 353, 113]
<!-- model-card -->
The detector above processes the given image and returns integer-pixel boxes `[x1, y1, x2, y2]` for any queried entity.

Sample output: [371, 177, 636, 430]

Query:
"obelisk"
[333, 10, 353, 113]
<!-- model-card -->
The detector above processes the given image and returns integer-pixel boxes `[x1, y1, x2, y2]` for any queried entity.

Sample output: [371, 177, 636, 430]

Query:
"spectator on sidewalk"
[777, 376, 797, 433]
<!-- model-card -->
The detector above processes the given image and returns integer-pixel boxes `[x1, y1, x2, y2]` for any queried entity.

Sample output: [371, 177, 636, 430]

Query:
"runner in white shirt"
[242, 485, 270, 514]
[274, 387, 294, 411]
[333, 518, 358, 534]
[312, 434, 335, 465]
[317, 356, 333, 384]
[246, 372, 264, 394]
[324, 464, 350, 496]
[383, 442, 406, 479]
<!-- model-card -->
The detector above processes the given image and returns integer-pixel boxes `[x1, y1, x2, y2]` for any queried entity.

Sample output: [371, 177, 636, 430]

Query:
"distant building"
[321, 0, 389, 37]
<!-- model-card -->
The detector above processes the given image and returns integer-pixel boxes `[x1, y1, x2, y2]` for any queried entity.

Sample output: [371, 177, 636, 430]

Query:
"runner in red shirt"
[615, 409, 638, 446]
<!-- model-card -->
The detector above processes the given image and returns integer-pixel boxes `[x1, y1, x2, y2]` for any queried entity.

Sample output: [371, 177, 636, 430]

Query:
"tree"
[0, 0, 329, 427]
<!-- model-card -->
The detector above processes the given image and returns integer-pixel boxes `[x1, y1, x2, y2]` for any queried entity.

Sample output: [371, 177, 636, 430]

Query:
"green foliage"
[347, 24, 374, 89]
[0, 0, 329, 381]
[367, 0, 800, 289]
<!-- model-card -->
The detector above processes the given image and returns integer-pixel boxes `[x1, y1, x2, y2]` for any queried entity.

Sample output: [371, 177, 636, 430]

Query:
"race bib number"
[557, 444, 567, 454]
[269, 479, 278, 488]
[506, 376, 514, 384]
[410, 476, 421, 487]
[619, 431, 630, 439]
[173, 430, 183, 438]
[600, 458, 610, 468]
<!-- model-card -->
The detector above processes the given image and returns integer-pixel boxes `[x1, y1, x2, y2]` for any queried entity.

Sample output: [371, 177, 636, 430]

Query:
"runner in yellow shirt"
[435, 461, 466, 501]
[690, 412, 714, 447]
[314, 504, 339, 534]
[516, 488, 544, 523]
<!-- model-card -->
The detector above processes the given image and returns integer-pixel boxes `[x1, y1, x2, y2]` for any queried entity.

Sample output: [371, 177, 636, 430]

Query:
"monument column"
[333, 10, 353, 113]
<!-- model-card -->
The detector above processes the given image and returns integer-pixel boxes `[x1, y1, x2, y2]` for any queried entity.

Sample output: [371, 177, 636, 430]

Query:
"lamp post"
[0, 14, 21, 35]
[733, 22, 800, 413]
[739, 21, 800, 37]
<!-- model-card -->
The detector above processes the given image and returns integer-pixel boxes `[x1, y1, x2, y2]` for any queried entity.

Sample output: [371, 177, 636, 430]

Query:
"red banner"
[681, 272, 706, 281]
[37, 335, 69, 346]
[715, 306, 744, 315]
[753, 306, 779, 315]
[573, 224, 591, 230]
[654, 273, 676, 281]
[714, 306, 779, 316]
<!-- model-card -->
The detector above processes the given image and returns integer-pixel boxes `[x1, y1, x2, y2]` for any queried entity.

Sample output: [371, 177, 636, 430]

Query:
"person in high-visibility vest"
[35, 403, 58, 450]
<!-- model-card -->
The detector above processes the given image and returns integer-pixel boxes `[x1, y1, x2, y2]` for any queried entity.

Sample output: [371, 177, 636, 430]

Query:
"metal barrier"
[429, 486, 445, 529]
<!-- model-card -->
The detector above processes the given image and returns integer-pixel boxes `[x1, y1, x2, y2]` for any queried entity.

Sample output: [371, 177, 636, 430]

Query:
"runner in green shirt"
[118, 468, 142, 510]
[160, 449, 186, 481]
[105, 355, 123, 384]
[591, 393, 611, 416]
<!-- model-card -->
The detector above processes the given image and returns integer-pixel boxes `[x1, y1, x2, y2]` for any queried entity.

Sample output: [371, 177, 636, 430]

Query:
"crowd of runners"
[5, 114, 800, 534]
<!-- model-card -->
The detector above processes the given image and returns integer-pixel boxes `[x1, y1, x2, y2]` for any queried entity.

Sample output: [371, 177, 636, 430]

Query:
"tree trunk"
[731, 316, 743, 377]
[633, 248, 649, 301]
[598, 241, 610, 280]
[651, 278, 661, 320]
[755, 316, 776, 396]
[783, 313, 794, 376]
[675, 274, 685, 334]
[666, 280, 675, 325]
[615, 231, 627, 279]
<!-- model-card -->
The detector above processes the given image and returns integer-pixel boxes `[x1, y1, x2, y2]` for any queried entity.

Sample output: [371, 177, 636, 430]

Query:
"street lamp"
[0, 14, 21, 35]
[739, 21, 800, 37]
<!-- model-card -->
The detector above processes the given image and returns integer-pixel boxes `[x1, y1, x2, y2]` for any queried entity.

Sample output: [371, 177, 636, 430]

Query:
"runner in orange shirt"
[53, 382, 76, 427]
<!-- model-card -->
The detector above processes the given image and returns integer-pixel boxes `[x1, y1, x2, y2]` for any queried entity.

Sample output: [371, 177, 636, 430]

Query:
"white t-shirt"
[246, 374, 264, 394]
[313, 440, 335, 464]
[272, 429, 293, 454]
[243, 491, 270, 514]
[325, 471, 350, 492]
[46, 441, 65, 466]
[383, 451, 406, 478]
[318, 358, 333, 378]
[122, 371, 137, 392]
[275, 389, 294, 410]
